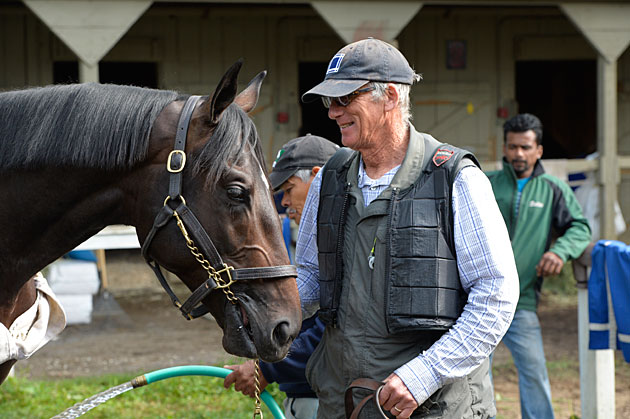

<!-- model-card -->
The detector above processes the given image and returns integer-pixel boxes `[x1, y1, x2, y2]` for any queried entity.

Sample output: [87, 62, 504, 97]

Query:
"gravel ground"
[15, 289, 240, 380]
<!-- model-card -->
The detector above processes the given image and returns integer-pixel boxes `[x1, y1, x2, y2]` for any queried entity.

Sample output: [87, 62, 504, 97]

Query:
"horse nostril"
[272, 321, 292, 346]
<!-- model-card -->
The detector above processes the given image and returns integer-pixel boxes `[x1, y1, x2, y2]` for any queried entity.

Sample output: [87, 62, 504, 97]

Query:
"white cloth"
[574, 152, 626, 241]
[0, 273, 67, 363]
[574, 176, 626, 241]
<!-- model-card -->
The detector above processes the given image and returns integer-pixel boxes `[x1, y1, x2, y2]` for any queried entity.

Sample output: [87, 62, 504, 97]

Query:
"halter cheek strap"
[141, 95, 296, 320]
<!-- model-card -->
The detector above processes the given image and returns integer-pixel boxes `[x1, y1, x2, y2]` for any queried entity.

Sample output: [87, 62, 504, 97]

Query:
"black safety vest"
[317, 140, 479, 332]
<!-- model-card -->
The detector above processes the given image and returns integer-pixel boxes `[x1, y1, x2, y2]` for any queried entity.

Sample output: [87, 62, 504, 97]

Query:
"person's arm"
[295, 170, 323, 319]
[223, 360, 268, 398]
[547, 179, 592, 261]
[391, 165, 519, 406]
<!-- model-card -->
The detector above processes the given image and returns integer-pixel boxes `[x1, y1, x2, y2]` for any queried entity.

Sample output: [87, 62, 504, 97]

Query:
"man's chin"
[511, 163, 527, 174]
[287, 211, 300, 225]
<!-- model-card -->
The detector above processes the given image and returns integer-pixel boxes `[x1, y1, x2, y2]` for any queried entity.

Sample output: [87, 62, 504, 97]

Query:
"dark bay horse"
[0, 61, 301, 384]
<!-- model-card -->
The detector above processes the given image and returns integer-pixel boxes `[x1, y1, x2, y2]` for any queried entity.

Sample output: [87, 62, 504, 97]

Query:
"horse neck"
[0, 276, 36, 328]
[0, 167, 127, 290]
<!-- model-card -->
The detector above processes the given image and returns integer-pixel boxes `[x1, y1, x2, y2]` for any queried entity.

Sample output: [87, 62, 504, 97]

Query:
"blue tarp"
[588, 240, 630, 363]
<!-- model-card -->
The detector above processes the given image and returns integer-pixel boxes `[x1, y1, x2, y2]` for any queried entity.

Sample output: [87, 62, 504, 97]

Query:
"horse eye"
[226, 186, 249, 203]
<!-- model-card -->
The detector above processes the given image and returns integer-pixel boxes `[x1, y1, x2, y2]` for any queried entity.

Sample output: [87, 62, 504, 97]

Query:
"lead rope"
[174, 209, 263, 417]
[253, 359, 263, 418]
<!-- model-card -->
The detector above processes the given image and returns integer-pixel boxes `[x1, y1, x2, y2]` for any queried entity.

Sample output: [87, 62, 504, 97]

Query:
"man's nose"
[328, 101, 342, 119]
[281, 194, 290, 207]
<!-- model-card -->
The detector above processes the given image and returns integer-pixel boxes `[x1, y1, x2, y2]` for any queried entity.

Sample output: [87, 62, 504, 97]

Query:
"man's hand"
[536, 251, 564, 277]
[223, 360, 269, 398]
[377, 373, 418, 418]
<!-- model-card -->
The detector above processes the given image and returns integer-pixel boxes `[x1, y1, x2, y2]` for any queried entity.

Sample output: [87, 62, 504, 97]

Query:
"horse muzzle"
[221, 296, 299, 362]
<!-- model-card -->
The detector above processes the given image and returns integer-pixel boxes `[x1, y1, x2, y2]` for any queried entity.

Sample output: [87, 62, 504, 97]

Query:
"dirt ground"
[13, 250, 630, 418]
[15, 250, 242, 380]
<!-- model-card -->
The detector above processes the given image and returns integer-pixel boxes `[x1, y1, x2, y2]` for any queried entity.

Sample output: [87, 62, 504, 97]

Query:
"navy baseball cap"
[302, 38, 416, 102]
[269, 134, 339, 191]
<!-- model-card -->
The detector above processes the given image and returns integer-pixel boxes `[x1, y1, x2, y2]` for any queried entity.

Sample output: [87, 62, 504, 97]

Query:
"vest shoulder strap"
[424, 141, 480, 187]
[322, 147, 356, 174]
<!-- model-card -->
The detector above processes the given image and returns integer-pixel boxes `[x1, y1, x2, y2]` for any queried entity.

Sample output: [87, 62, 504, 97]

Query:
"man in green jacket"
[486, 113, 591, 419]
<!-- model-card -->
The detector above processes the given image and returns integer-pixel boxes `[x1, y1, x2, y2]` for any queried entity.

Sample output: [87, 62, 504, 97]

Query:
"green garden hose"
[132, 365, 285, 418]
[52, 365, 286, 419]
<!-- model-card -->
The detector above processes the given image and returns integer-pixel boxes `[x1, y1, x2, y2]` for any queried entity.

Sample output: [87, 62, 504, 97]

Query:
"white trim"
[604, 261, 618, 350]
[589, 323, 611, 331]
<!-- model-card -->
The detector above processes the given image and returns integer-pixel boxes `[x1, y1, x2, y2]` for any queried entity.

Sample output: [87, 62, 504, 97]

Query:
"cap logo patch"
[326, 53, 345, 74]
[433, 148, 454, 166]
[272, 149, 285, 168]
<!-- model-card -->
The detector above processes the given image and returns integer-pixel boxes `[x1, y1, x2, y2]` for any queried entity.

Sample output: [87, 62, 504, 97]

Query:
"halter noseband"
[141, 95, 297, 320]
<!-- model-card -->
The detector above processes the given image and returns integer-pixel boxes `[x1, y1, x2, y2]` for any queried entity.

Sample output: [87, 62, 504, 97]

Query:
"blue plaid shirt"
[295, 159, 519, 405]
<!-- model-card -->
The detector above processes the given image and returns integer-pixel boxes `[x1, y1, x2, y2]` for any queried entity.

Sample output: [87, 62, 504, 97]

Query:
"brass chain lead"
[173, 210, 237, 303]
[173, 208, 261, 418]
[253, 359, 263, 418]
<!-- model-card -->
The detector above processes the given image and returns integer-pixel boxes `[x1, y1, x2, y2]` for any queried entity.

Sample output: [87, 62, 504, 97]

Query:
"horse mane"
[193, 103, 267, 187]
[0, 83, 179, 171]
[0, 83, 267, 185]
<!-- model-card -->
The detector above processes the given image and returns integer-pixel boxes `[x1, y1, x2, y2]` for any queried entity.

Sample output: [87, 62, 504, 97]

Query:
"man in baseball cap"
[302, 37, 417, 103]
[269, 134, 338, 224]
[294, 38, 518, 418]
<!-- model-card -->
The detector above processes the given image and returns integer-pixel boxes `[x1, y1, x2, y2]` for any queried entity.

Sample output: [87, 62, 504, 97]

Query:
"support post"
[597, 57, 618, 240]
[79, 60, 99, 83]
[573, 243, 615, 419]
[578, 288, 616, 419]
[561, 3, 630, 240]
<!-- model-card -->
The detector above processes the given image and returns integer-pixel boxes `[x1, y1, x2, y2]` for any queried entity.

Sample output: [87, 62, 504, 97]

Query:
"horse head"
[133, 61, 301, 362]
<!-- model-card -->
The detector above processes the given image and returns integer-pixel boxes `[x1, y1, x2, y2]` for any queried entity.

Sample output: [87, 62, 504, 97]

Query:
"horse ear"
[234, 70, 267, 113]
[206, 59, 243, 124]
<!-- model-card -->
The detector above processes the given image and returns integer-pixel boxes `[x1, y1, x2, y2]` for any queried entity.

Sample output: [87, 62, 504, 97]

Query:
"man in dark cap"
[296, 38, 519, 418]
[224, 134, 338, 419]
[270, 134, 340, 225]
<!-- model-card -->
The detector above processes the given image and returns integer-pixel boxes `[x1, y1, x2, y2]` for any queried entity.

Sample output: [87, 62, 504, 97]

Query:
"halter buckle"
[167, 150, 186, 173]
[214, 264, 235, 289]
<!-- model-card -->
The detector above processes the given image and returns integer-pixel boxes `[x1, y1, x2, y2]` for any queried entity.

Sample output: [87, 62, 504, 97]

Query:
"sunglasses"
[321, 86, 376, 109]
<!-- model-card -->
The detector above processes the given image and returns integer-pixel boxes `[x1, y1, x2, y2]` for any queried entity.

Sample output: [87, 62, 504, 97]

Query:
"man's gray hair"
[292, 168, 313, 183]
[371, 73, 422, 125]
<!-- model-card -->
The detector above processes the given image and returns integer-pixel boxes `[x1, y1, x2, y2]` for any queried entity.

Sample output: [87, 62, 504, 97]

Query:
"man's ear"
[537, 144, 544, 159]
[384, 84, 399, 112]
[311, 166, 322, 176]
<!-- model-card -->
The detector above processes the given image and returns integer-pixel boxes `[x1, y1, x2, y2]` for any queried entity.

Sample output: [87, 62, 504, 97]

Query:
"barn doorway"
[515, 60, 596, 159]
[298, 62, 341, 146]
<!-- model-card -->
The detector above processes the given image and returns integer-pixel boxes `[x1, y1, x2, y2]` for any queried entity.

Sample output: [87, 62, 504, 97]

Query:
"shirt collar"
[357, 155, 400, 188]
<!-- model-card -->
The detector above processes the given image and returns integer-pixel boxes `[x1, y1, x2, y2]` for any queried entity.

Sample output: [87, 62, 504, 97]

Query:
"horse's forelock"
[193, 103, 266, 188]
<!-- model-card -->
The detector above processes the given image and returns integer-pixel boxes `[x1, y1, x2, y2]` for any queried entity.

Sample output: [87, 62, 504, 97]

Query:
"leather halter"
[141, 95, 297, 320]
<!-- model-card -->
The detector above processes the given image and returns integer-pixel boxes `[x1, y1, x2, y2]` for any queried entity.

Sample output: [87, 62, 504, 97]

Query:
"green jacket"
[486, 159, 591, 311]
